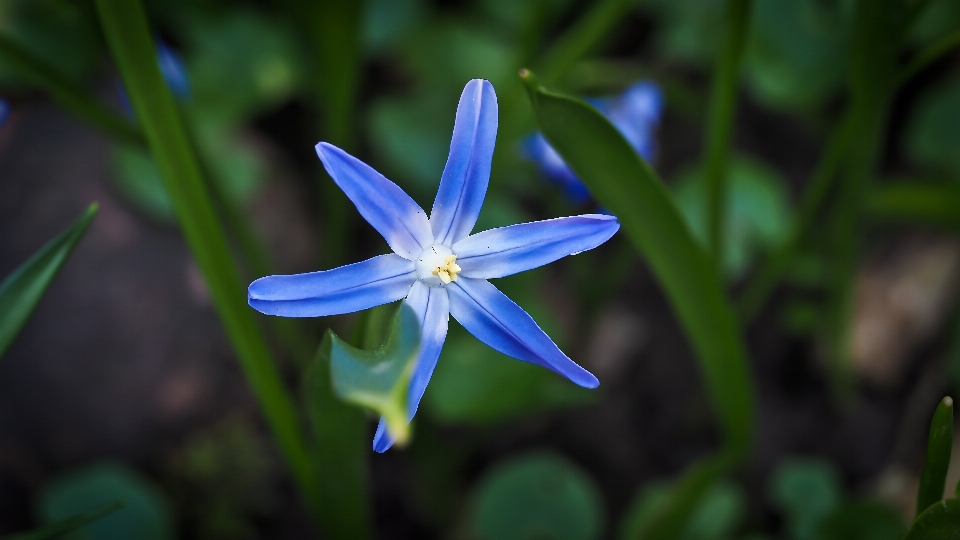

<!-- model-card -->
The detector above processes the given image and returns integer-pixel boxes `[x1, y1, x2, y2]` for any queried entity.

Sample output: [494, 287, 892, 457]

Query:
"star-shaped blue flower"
[248, 79, 619, 452]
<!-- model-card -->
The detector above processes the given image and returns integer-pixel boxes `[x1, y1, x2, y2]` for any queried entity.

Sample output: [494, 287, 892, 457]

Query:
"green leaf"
[742, 0, 851, 111]
[468, 452, 605, 540]
[619, 480, 744, 540]
[0, 204, 97, 359]
[770, 458, 842, 540]
[93, 0, 319, 521]
[673, 156, 792, 278]
[4, 501, 123, 540]
[819, 501, 906, 540]
[868, 181, 960, 230]
[905, 498, 960, 540]
[520, 70, 755, 459]
[328, 303, 420, 445]
[917, 397, 955, 517]
[38, 464, 172, 540]
[425, 332, 594, 425]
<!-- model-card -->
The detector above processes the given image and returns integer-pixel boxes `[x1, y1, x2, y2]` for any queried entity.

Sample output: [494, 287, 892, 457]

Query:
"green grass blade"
[305, 335, 373, 540]
[868, 181, 960, 230]
[535, 0, 634, 85]
[3, 501, 123, 540]
[628, 456, 728, 540]
[899, 30, 960, 85]
[703, 0, 753, 262]
[520, 70, 755, 459]
[0, 33, 142, 146]
[916, 397, 954, 518]
[92, 0, 321, 521]
[0, 204, 98, 359]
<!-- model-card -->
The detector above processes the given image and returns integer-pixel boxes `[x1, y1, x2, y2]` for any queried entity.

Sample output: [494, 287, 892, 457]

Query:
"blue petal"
[248, 254, 416, 317]
[453, 214, 619, 279]
[429, 79, 498, 246]
[373, 281, 449, 452]
[447, 277, 598, 388]
[316, 143, 434, 259]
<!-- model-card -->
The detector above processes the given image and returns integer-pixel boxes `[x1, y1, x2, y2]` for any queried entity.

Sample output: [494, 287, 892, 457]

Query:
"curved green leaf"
[917, 397, 954, 517]
[4, 501, 123, 540]
[328, 303, 420, 444]
[905, 498, 960, 540]
[0, 203, 97, 359]
[520, 69, 755, 459]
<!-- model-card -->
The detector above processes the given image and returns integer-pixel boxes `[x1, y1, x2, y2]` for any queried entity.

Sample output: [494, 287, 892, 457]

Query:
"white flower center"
[415, 245, 461, 287]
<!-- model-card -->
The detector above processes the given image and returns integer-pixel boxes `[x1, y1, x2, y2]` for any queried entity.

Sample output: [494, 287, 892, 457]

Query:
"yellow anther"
[431, 255, 461, 284]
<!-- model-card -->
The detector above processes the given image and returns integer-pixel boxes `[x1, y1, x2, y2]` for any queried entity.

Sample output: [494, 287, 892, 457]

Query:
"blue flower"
[0, 98, 9, 127]
[248, 80, 618, 452]
[524, 80, 663, 203]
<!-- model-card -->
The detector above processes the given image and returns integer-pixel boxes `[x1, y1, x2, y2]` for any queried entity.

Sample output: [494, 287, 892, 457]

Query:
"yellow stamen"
[431, 255, 461, 284]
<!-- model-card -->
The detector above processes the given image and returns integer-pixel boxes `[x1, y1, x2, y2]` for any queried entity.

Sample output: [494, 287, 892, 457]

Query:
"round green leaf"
[39, 463, 172, 540]
[469, 453, 605, 540]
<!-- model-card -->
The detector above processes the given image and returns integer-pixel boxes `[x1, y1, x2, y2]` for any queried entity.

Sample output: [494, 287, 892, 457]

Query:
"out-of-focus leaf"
[469, 452, 605, 540]
[673, 157, 791, 278]
[110, 124, 262, 225]
[907, 0, 960, 46]
[362, 0, 426, 52]
[619, 480, 745, 540]
[425, 332, 594, 424]
[5, 502, 122, 540]
[770, 458, 842, 540]
[328, 303, 420, 444]
[521, 70, 754, 458]
[904, 498, 960, 539]
[406, 23, 517, 92]
[38, 464, 172, 540]
[643, 0, 724, 63]
[743, 0, 852, 110]
[906, 77, 960, 176]
[0, 0, 102, 85]
[868, 181, 960, 230]
[917, 397, 955, 517]
[0, 204, 97, 359]
[820, 501, 906, 540]
[182, 11, 303, 127]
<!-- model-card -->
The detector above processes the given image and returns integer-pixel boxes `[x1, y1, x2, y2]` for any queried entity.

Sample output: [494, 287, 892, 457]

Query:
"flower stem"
[703, 0, 752, 265]
[93, 0, 323, 523]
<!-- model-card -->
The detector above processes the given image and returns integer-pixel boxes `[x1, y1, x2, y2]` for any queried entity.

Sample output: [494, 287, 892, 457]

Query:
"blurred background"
[1, 0, 960, 538]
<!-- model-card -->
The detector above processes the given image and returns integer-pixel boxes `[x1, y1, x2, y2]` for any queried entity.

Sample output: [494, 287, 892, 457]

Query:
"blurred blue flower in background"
[0, 98, 9, 127]
[119, 40, 190, 113]
[248, 79, 618, 452]
[524, 81, 663, 203]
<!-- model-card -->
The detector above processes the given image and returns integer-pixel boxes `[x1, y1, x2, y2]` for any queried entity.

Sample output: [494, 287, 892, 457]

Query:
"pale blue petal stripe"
[447, 277, 599, 389]
[453, 214, 619, 279]
[429, 79, 498, 246]
[373, 281, 449, 452]
[248, 254, 416, 317]
[316, 142, 434, 259]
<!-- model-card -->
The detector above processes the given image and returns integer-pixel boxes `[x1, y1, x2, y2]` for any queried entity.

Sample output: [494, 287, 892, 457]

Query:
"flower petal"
[429, 79, 498, 246]
[453, 214, 619, 279]
[373, 281, 449, 452]
[316, 142, 433, 259]
[248, 254, 416, 317]
[447, 277, 598, 388]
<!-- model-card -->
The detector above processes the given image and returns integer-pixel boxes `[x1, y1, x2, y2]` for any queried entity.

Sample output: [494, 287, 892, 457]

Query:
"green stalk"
[93, 0, 322, 521]
[737, 116, 853, 322]
[704, 0, 753, 263]
[0, 32, 142, 146]
[916, 397, 954, 517]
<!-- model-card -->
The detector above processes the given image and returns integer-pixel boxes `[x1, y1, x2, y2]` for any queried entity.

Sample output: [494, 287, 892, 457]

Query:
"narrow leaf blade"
[0, 203, 97, 359]
[917, 397, 954, 517]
